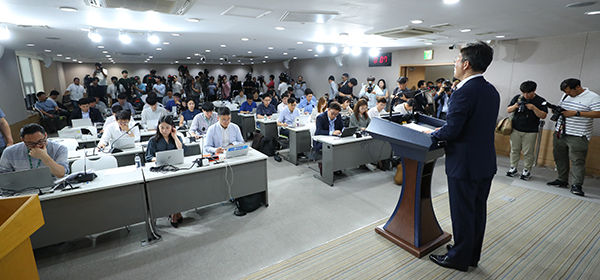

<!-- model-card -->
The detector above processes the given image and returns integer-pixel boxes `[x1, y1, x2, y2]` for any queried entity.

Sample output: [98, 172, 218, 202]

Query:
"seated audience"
[162, 90, 174, 106]
[256, 94, 277, 119]
[190, 102, 218, 138]
[141, 96, 168, 128]
[298, 89, 317, 114]
[97, 110, 140, 149]
[239, 94, 257, 114]
[179, 98, 201, 127]
[144, 115, 187, 228]
[311, 96, 328, 122]
[94, 96, 111, 117]
[394, 98, 415, 115]
[71, 98, 104, 123]
[368, 97, 387, 119]
[278, 92, 289, 113]
[233, 90, 245, 105]
[165, 93, 182, 113]
[35, 91, 66, 133]
[0, 123, 68, 178]
[339, 96, 353, 117]
[349, 99, 371, 131]
[143, 92, 165, 110]
[48, 90, 69, 112]
[204, 107, 244, 154]
[112, 93, 136, 113]
[277, 97, 299, 137]
[314, 102, 344, 152]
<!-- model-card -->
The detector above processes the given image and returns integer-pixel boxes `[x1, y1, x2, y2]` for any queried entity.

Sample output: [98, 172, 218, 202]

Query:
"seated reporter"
[190, 101, 218, 138]
[314, 102, 344, 152]
[71, 98, 104, 123]
[256, 94, 277, 119]
[35, 91, 67, 133]
[179, 98, 201, 127]
[145, 115, 187, 228]
[239, 94, 257, 114]
[277, 97, 300, 137]
[204, 107, 244, 154]
[0, 123, 69, 178]
[297, 89, 317, 114]
[97, 110, 140, 150]
[349, 99, 371, 131]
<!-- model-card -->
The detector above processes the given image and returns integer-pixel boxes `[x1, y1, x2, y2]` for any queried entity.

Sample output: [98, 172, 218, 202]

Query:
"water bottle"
[135, 155, 141, 168]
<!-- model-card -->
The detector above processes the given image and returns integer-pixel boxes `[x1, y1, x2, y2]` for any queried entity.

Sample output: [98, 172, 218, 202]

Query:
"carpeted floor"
[242, 182, 600, 279]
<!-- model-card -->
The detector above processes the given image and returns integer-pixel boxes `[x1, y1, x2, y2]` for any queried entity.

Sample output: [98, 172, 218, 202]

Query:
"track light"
[351, 46, 362, 56]
[87, 28, 101, 43]
[119, 30, 131, 44]
[316, 45, 324, 53]
[147, 32, 159, 44]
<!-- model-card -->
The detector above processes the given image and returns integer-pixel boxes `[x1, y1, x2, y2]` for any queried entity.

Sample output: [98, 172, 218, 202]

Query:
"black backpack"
[258, 136, 279, 156]
[234, 193, 263, 216]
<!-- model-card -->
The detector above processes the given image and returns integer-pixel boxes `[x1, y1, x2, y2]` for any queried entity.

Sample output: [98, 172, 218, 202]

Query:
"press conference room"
[1, 0, 600, 279]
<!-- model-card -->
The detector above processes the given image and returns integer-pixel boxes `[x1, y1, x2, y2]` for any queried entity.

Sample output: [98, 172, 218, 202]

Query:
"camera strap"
[556, 95, 568, 139]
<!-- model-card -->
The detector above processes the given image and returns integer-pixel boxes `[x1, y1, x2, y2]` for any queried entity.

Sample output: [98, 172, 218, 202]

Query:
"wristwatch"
[575, 111, 581, 117]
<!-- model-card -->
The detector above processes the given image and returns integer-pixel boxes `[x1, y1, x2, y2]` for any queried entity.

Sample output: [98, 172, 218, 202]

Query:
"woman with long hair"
[179, 98, 201, 127]
[349, 99, 371, 131]
[311, 96, 328, 122]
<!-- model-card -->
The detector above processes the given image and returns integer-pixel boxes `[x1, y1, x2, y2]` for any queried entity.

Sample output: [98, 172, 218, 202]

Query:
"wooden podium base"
[375, 225, 451, 258]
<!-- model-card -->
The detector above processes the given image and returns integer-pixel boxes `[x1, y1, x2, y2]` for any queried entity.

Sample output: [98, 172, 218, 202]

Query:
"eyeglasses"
[25, 136, 47, 148]
[117, 121, 129, 125]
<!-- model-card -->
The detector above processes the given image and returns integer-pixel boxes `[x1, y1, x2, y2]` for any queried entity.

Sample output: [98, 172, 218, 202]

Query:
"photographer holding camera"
[434, 80, 453, 120]
[546, 78, 600, 196]
[505, 81, 548, 180]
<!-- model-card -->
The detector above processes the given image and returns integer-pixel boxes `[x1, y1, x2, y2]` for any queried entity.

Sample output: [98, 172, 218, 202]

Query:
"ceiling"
[1, 0, 600, 65]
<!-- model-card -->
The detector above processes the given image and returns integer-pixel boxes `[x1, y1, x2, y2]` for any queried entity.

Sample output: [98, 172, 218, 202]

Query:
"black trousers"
[446, 176, 493, 266]
[42, 113, 62, 133]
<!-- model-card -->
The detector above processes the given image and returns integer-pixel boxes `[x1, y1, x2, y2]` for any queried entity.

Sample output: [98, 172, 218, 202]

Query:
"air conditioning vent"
[84, 0, 196, 15]
[17, 25, 51, 29]
[114, 52, 149, 56]
[368, 25, 441, 39]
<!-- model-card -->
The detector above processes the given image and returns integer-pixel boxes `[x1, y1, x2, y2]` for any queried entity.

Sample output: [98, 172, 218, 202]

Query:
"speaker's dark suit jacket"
[431, 75, 500, 266]
[70, 107, 104, 123]
[314, 111, 344, 152]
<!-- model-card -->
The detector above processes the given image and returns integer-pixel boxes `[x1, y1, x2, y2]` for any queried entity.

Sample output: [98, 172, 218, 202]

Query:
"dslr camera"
[443, 86, 452, 93]
[542, 101, 565, 122]
[366, 85, 373, 93]
[517, 99, 529, 113]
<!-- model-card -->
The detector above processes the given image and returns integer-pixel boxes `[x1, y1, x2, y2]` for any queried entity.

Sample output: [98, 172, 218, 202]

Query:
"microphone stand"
[109, 123, 142, 153]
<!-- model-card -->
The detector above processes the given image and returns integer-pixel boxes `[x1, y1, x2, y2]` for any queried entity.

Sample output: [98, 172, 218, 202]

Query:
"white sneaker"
[520, 169, 531, 180]
[506, 167, 518, 177]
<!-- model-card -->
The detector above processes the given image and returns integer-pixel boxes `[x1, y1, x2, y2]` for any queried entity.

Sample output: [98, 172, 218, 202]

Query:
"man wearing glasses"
[0, 123, 69, 178]
[97, 110, 140, 150]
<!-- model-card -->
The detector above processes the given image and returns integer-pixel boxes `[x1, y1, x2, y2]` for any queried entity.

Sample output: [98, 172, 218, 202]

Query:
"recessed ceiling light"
[495, 35, 506, 38]
[78, 61, 83, 63]
[171, 33, 180, 36]
[106, 55, 111, 57]
[156, 47, 162, 50]
[27, 43, 35, 47]
[147, 32, 159, 44]
[297, 41, 303, 44]
[369, 47, 380, 57]
[293, 57, 297, 59]
[44, 49, 51, 52]
[275, 26, 286, 31]
[248, 51, 252, 53]
[186, 18, 201, 22]
[250, 58, 253, 61]
[59, 6, 78, 12]
[263, 61, 266, 63]
[163, 42, 170, 45]
[308, 49, 313, 52]
[187, 57, 191, 59]
[339, 33, 349, 37]
[65, 57, 71, 59]
[585, 10, 600, 15]
[460, 28, 472, 32]
[112, 62, 116, 64]
[57, 54, 63, 57]
[316, 45, 324, 52]
[88, 28, 102, 42]
[251, 62, 254, 64]
[228, 62, 231, 64]
[443, 0, 459, 4]
[330, 46, 338, 54]
[343, 46, 351, 54]
[411, 19, 423, 24]
[264, 55, 269, 58]
[78, 28, 90, 32]
[149, 56, 153, 58]
[351, 46, 362, 56]
[283, 52, 288, 55]
[196, 62, 200, 65]
[220, 45, 226, 47]
[425, 42, 433, 45]
[205, 49, 211, 52]
[242, 63, 244, 65]
[241, 38, 249, 41]
[118, 31, 131, 44]
[102, 50, 108, 53]
[72, 59, 77, 61]
[314, 54, 318, 57]
[232, 55, 236, 57]
[98, 46, 105, 49]
[145, 61, 149, 63]
[268, 46, 274, 50]
[238, 60, 241, 62]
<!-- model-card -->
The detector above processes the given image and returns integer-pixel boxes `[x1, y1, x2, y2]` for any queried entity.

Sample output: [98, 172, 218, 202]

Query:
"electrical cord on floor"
[224, 160, 234, 201]
[149, 162, 197, 173]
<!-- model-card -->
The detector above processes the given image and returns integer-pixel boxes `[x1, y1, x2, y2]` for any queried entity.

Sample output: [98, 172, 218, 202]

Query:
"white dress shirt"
[99, 122, 140, 146]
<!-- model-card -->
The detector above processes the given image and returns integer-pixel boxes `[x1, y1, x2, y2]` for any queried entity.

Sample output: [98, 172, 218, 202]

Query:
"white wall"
[0, 48, 28, 124]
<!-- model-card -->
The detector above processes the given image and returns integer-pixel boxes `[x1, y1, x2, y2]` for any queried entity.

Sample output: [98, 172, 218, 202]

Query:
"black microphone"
[109, 122, 142, 154]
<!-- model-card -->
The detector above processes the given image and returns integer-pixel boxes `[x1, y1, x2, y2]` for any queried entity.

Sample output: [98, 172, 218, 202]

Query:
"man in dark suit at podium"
[426, 41, 500, 271]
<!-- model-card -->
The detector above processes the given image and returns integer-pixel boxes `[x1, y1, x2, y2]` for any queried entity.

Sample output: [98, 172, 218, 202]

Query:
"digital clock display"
[369, 52, 392, 67]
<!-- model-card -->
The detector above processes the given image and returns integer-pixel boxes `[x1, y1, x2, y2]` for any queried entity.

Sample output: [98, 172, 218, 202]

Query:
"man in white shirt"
[141, 96, 168, 128]
[278, 76, 288, 97]
[278, 92, 289, 113]
[97, 110, 140, 149]
[204, 107, 244, 154]
[107, 76, 126, 102]
[172, 76, 183, 95]
[394, 98, 415, 115]
[93, 63, 108, 86]
[64, 77, 86, 108]
[368, 97, 387, 119]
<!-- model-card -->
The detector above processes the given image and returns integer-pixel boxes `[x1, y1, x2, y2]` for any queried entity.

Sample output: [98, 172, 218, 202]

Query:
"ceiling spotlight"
[57, 54, 63, 57]
[443, 0, 459, 4]
[307, 48, 313, 52]
[59, 6, 78, 12]
[220, 45, 226, 47]
[149, 56, 153, 58]
[171, 33, 180, 36]
[241, 38, 249, 41]
[186, 57, 191, 59]
[44, 49, 51, 53]
[460, 28, 472, 33]
[248, 51, 252, 54]
[88, 28, 102, 42]
[186, 18, 201, 22]
[106, 55, 111, 57]
[297, 41, 303, 44]
[411, 20, 423, 24]
[351, 46, 362, 56]
[205, 49, 211, 52]
[368, 47, 379, 57]
[293, 57, 297, 59]
[163, 42, 170, 45]
[268, 46, 274, 50]
[275, 26, 286, 31]
[425, 42, 433, 45]
[585, 11, 600, 15]
[495, 35, 506, 38]
[78, 61, 83, 64]
[156, 47, 162, 51]
[118, 30, 131, 44]
[0, 26, 10, 40]
[283, 52, 288, 55]
[27, 43, 35, 47]
[98, 45, 105, 49]
[316, 45, 324, 52]
[314, 54, 319, 57]
[102, 50, 108, 53]
[263, 61, 266, 63]
[264, 55, 269, 58]
[175, 60, 179, 63]
[330, 46, 338, 54]
[148, 32, 160, 44]
[342, 46, 351, 54]
[72, 59, 77, 61]
[65, 57, 71, 59]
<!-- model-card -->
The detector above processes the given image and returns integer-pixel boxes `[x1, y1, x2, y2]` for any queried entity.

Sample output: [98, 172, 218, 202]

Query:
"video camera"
[542, 101, 565, 122]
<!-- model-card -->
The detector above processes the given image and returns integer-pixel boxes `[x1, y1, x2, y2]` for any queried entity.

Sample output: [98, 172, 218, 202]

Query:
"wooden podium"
[366, 113, 451, 258]
[0, 195, 45, 279]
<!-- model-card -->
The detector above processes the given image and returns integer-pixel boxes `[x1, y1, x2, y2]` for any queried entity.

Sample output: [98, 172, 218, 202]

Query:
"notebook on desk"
[72, 118, 93, 127]
[0, 167, 54, 192]
[156, 149, 184, 166]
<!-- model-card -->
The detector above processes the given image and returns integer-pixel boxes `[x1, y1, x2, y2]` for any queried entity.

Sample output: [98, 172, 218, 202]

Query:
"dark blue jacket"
[256, 103, 277, 116]
[70, 107, 104, 123]
[434, 91, 451, 119]
[431, 76, 500, 180]
[314, 111, 344, 152]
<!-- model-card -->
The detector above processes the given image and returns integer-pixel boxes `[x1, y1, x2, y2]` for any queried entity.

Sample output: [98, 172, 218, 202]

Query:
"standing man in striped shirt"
[547, 78, 600, 196]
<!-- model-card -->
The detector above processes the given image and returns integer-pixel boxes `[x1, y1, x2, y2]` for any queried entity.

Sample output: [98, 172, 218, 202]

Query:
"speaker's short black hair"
[520, 81, 537, 93]
[328, 102, 342, 111]
[459, 41, 494, 73]
[20, 123, 46, 138]
[116, 110, 131, 121]
[560, 78, 581, 91]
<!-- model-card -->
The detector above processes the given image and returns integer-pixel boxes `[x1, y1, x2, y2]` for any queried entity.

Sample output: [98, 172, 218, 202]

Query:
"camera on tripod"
[542, 101, 565, 122]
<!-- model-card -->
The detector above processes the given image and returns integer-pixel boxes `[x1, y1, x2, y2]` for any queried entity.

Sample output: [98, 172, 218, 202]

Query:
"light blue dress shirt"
[298, 98, 317, 114]
[203, 122, 244, 154]
[277, 106, 300, 126]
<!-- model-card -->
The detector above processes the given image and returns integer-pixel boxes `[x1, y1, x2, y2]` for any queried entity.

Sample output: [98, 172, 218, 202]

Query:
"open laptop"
[295, 115, 309, 126]
[251, 108, 257, 114]
[270, 113, 279, 121]
[225, 143, 249, 158]
[156, 149, 184, 166]
[338, 126, 358, 138]
[111, 137, 136, 150]
[72, 118, 93, 127]
[146, 119, 159, 130]
[0, 167, 54, 192]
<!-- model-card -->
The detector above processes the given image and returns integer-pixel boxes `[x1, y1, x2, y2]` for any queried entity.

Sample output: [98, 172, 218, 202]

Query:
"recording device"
[517, 99, 530, 113]
[443, 86, 452, 93]
[427, 85, 439, 91]
[542, 101, 565, 122]
[257, 75, 265, 83]
[366, 85, 373, 93]
[108, 122, 142, 153]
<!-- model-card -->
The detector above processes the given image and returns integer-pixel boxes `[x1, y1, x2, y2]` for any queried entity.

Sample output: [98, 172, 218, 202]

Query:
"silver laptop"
[146, 119, 159, 130]
[0, 167, 54, 192]
[251, 108, 257, 114]
[111, 137, 136, 150]
[225, 143, 249, 158]
[270, 113, 279, 120]
[156, 149, 184, 165]
[72, 118, 93, 127]
[295, 115, 309, 126]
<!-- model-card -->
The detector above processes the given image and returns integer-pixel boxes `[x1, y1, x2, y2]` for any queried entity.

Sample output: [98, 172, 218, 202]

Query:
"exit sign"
[424, 50, 433, 60]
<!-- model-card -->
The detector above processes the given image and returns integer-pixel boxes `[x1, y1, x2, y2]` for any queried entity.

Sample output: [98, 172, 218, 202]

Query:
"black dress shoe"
[570, 185, 585, 196]
[547, 179, 568, 188]
[445, 244, 478, 267]
[429, 254, 468, 272]
[177, 217, 183, 224]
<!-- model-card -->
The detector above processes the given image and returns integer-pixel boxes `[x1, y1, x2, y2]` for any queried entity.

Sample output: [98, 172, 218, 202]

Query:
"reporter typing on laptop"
[144, 115, 187, 227]
[97, 110, 140, 150]
[204, 107, 244, 154]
